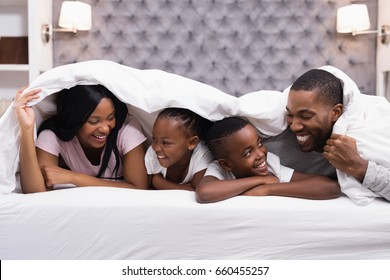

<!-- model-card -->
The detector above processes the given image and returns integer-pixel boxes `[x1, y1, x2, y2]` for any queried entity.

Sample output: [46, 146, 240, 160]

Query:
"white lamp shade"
[337, 4, 370, 33]
[58, 1, 92, 31]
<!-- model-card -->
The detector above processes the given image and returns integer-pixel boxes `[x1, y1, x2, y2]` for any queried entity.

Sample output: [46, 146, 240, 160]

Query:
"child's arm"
[196, 174, 279, 203]
[151, 173, 195, 191]
[242, 171, 340, 199]
[151, 168, 208, 191]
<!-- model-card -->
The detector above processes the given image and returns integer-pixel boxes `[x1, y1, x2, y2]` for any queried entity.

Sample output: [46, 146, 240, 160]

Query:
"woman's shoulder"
[37, 129, 57, 141]
[122, 114, 142, 127]
[117, 114, 147, 152]
[118, 114, 145, 134]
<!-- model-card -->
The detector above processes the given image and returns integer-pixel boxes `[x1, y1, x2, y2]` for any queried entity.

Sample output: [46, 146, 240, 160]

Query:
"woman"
[14, 84, 148, 193]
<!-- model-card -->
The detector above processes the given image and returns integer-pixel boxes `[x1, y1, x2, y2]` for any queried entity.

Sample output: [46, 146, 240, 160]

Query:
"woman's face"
[151, 117, 196, 169]
[77, 98, 116, 150]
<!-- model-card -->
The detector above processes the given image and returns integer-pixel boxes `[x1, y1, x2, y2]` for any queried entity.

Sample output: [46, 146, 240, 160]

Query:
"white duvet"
[0, 60, 390, 206]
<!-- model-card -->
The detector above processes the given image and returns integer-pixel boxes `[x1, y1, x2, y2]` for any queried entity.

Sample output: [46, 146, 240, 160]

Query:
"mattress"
[1, 187, 389, 260]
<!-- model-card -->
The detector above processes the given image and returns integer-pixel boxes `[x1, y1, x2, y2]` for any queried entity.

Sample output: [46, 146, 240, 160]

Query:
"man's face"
[286, 89, 341, 153]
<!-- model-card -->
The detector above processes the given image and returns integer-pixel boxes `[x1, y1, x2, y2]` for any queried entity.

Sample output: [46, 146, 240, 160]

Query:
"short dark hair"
[206, 117, 250, 159]
[157, 107, 212, 140]
[38, 84, 128, 178]
[291, 69, 343, 106]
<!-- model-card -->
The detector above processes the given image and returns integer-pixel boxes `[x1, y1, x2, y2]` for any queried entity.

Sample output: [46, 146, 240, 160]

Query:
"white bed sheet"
[1, 188, 389, 260]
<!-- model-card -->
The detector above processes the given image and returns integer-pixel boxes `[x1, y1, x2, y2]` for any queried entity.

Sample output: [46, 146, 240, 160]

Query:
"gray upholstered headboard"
[53, 0, 377, 96]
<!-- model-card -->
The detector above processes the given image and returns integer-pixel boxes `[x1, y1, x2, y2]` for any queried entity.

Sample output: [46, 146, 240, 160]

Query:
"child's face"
[151, 117, 197, 168]
[221, 124, 269, 178]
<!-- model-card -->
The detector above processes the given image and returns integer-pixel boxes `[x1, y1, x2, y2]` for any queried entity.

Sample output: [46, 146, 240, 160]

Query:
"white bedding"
[1, 188, 390, 260]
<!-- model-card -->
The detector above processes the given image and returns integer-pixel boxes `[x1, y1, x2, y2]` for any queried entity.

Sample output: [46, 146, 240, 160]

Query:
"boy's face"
[221, 124, 269, 178]
[286, 89, 342, 153]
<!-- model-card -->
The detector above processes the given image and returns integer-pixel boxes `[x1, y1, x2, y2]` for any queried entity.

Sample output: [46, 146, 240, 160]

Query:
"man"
[285, 67, 390, 205]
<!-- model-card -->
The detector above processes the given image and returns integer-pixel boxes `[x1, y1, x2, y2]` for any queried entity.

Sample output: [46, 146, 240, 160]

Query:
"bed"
[0, 60, 390, 260]
[2, 187, 390, 260]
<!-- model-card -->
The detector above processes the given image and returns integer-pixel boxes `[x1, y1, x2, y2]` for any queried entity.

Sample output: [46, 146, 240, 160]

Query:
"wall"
[52, 0, 377, 96]
[376, 0, 390, 99]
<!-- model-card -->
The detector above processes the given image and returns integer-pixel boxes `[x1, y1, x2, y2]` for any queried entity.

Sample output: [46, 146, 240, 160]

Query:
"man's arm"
[362, 161, 390, 201]
[323, 133, 390, 201]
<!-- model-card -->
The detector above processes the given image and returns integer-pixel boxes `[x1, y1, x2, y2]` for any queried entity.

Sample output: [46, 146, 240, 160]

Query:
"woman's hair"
[157, 107, 213, 140]
[38, 84, 128, 178]
[206, 116, 250, 159]
[290, 69, 343, 106]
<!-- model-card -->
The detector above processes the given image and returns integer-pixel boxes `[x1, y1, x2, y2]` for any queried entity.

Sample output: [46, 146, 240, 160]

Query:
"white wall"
[0, 1, 28, 99]
[377, 0, 390, 99]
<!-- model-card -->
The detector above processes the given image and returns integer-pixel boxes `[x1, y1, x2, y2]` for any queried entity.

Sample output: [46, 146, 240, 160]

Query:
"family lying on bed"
[13, 68, 390, 204]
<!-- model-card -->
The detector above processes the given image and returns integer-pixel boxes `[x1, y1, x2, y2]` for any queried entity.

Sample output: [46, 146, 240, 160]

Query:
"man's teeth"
[297, 135, 309, 142]
[157, 155, 166, 159]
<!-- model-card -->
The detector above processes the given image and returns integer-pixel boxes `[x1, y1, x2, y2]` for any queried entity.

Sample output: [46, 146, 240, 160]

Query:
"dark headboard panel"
[53, 0, 377, 96]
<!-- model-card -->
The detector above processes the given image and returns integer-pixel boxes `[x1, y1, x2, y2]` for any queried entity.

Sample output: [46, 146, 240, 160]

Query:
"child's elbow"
[195, 185, 214, 203]
[325, 182, 341, 199]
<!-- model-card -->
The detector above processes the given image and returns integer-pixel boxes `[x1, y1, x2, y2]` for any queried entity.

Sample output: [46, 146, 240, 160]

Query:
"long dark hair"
[38, 85, 128, 178]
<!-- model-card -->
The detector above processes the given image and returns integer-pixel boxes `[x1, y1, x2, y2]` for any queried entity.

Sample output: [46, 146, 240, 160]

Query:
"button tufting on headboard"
[53, 0, 377, 96]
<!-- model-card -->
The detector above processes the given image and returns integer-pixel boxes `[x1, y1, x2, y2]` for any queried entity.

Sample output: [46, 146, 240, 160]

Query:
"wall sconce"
[337, 4, 390, 45]
[41, 1, 92, 43]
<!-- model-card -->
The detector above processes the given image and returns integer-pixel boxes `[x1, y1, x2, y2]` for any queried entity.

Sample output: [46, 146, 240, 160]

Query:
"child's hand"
[262, 174, 279, 184]
[242, 186, 269, 196]
[242, 175, 279, 196]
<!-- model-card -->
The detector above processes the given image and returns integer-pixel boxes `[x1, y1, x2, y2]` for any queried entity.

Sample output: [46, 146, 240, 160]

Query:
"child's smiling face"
[221, 124, 269, 178]
[151, 117, 197, 168]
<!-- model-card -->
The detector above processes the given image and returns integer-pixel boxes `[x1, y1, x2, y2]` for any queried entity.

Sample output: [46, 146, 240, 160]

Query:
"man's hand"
[323, 134, 368, 182]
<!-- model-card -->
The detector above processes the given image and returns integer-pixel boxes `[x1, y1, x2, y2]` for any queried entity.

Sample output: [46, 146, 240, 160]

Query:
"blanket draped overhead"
[0, 60, 286, 194]
[0, 60, 389, 205]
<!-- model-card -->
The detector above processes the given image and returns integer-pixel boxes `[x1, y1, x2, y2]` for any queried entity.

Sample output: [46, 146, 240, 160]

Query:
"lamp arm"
[352, 30, 379, 36]
[52, 27, 78, 33]
[351, 25, 390, 45]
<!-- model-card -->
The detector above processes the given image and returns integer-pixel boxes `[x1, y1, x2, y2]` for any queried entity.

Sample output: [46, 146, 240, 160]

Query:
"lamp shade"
[58, 1, 92, 31]
[337, 4, 370, 33]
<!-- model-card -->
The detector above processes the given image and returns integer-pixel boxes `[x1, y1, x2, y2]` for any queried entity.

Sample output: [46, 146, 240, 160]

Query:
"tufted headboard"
[53, 0, 377, 96]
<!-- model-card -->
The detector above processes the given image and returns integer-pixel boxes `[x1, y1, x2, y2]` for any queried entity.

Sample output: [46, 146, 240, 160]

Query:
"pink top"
[36, 114, 147, 179]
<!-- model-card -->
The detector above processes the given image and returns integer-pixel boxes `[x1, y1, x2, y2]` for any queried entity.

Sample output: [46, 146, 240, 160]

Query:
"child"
[145, 107, 213, 191]
[196, 117, 340, 203]
[14, 85, 148, 193]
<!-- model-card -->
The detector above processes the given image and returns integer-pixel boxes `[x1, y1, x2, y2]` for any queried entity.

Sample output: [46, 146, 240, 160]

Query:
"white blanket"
[1, 60, 389, 205]
[0, 60, 286, 194]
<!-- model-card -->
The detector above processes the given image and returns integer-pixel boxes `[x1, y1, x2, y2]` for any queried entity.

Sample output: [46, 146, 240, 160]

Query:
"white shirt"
[205, 152, 294, 182]
[145, 141, 213, 184]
